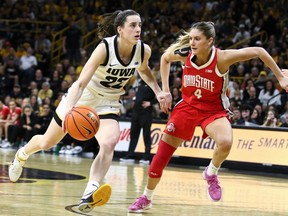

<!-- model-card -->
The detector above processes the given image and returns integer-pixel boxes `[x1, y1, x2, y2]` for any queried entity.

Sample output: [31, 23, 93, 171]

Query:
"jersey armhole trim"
[141, 41, 144, 63]
[101, 39, 109, 66]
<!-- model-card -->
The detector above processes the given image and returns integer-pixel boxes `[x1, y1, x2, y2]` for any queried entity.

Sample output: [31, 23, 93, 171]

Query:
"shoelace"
[133, 197, 148, 207]
[208, 176, 220, 196]
[207, 176, 220, 190]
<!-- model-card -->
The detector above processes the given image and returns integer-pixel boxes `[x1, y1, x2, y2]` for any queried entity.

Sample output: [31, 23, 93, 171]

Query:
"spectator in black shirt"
[0, 65, 10, 97]
[243, 86, 261, 108]
[120, 80, 156, 165]
[4, 58, 19, 91]
[62, 19, 82, 66]
[33, 104, 54, 134]
[8, 104, 38, 146]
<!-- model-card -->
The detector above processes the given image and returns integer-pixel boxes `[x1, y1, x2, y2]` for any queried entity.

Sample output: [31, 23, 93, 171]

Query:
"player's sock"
[143, 186, 154, 200]
[82, 181, 100, 198]
[17, 147, 29, 161]
[207, 161, 219, 176]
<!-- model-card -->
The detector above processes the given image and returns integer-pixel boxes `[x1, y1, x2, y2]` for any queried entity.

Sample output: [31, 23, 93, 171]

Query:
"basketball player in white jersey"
[9, 9, 172, 213]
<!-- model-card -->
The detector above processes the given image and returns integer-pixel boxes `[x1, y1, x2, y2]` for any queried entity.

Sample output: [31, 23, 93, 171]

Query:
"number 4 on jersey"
[194, 89, 202, 99]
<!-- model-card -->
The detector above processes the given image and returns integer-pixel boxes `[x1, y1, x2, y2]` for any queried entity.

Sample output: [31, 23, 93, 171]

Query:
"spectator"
[230, 89, 242, 107]
[9, 84, 26, 101]
[0, 100, 21, 148]
[262, 109, 281, 127]
[34, 32, 52, 54]
[228, 80, 241, 99]
[27, 81, 39, 96]
[231, 107, 241, 125]
[243, 86, 261, 108]
[0, 65, 10, 97]
[120, 88, 136, 119]
[254, 70, 268, 90]
[33, 103, 54, 135]
[64, 65, 78, 86]
[151, 61, 161, 84]
[58, 80, 70, 94]
[19, 47, 37, 89]
[120, 80, 156, 164]
[242, 78, 256, 101]
[38, 82, 53, 102]
[34, 69, 46, 89]
[258, 79, 281, 110]
[0, 100, 10, 121]
[3, 47, 19, 66]
[54, 63, 65, 80]
[250, 108, 263, 125]
[4, 58, 20, 90]
[53, 92, 64, 108]
[280, 112, 288, 127]
[0, 41, 13, 58]
[279, 101, 288, 124]
[235, 104, 257, 126]
[62, 18, 82, 66]
[29, 95, 40, 115]
[171, 87, 182, 108]
[34, 44, 51, 78]
[250, 66, 260, 78]
[8, 104, 38, 147]
[232, 24, 250, 44]
[49, 70, 62, 98]
[254, 103, 265, 122]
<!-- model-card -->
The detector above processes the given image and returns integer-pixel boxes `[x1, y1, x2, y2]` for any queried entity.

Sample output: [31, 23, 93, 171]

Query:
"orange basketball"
[65, 106, 100, 141]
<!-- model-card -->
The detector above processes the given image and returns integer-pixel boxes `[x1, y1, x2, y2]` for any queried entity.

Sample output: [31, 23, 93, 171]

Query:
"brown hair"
[97, 9, 140, 38]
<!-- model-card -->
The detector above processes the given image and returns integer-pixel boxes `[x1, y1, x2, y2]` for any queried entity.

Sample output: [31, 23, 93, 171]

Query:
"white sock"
[17, 147, 29, 161]
[143, 186, 154, 200]
[82, 181, 100, 198]
[207, 161, 219, 176]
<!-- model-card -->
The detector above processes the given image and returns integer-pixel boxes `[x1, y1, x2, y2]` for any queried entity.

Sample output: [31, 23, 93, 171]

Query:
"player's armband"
[174, 47, 191, 57]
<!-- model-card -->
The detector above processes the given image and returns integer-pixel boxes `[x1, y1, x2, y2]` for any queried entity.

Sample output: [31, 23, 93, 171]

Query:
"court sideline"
[1, 149, 288, 216]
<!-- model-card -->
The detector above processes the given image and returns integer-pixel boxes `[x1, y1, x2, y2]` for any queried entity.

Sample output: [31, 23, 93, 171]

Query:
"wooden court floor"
[1, 148, 288, 216]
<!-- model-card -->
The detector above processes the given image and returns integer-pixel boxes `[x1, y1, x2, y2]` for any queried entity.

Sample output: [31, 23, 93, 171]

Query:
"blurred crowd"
[0, 0, 288, 150]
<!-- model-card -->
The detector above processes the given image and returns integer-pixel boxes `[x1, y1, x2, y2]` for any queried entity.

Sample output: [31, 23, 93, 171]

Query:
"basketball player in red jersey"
[8, 9, 171, 213]
[128, 21, 288, 212]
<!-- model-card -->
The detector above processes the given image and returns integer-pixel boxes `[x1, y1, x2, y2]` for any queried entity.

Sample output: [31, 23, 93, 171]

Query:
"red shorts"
[164, 100, 231, 141]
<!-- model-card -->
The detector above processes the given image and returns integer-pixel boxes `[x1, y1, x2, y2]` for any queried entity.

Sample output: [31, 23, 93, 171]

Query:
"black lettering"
[190, 136, 201, 148]
[203, 138, 215, 149]
[107, 68, 112, 74]
[151, 128, 163, 149]
[111, 69, 120, 76]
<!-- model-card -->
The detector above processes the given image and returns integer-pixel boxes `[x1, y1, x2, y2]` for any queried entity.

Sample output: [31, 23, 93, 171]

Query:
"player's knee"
[148, 153, 165, 178]
[148, 166, 163, 178]
[99, 134, 119, 152]
[218, 138, 232, 153]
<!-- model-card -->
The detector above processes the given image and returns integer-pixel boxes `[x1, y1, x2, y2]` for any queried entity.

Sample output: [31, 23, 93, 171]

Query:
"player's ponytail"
[165, 29, 191, 55]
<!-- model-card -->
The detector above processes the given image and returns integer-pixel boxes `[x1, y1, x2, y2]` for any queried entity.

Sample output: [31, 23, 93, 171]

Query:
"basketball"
[65, 106, 100, 141]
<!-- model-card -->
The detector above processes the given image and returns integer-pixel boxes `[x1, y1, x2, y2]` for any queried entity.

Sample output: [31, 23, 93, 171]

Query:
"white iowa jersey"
[85, 35, 144, 98]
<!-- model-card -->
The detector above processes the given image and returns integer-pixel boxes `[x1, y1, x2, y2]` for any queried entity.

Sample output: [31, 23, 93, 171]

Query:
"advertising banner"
[133, 123, 288, 166]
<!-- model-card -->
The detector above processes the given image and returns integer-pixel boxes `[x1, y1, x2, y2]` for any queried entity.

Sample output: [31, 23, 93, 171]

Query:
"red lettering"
[119, 128, 131, 141]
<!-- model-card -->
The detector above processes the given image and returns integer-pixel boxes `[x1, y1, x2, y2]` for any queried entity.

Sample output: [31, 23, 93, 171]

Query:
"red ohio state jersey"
[181, 47, 230, 112]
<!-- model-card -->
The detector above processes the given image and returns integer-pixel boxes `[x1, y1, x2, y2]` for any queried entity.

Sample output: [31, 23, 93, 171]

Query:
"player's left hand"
[280, 69, 288, 92]
[157, 91, 172, 114]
